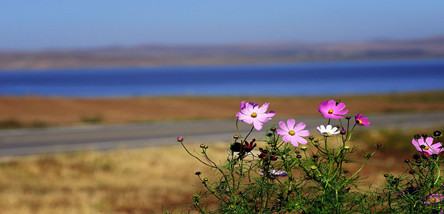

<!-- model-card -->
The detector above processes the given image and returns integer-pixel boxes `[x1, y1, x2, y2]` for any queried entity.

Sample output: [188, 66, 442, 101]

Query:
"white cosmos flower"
[317, 125, 340, 136]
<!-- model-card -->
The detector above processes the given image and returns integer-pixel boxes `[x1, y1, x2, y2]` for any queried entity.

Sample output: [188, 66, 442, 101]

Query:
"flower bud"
[200, 144, 206, 149]
[270, 127, 276, 132]
[195, 171, 201, 175]
[414, 134, 421, 140]
[233, 134, 239, 139]
[344, 146, 350, 150]
[346, 116, 351, 120]
[296, 154, 302, 158]
[177, 136, 184, 142]
[310, 165, 317, 170]
[376, 143, 383, 149]
[309, 136, 314, 141]
[433, 130, 442, 137]
[340, 130, 347, 135]
[422, 133, 428, 138]
[300, 146, 307, 151]
[202, 177, 209, 182]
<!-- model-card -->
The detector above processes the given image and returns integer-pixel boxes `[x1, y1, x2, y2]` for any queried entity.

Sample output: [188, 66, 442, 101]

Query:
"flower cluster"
[178, 98, 444, 213]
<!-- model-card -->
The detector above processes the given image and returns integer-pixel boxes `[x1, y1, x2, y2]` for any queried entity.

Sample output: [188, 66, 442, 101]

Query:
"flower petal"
[286, 119, 296, 130]
[293, 122, 306, 131]
[298, 130, 310, 137]
[278, 121, 289, 132]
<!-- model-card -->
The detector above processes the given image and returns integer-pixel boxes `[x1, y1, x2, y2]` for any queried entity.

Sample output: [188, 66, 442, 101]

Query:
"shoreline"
[1, 57, 443, 72]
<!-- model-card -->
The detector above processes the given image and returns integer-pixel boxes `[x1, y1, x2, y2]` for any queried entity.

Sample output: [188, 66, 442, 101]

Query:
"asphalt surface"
[0, 112, 443, 157]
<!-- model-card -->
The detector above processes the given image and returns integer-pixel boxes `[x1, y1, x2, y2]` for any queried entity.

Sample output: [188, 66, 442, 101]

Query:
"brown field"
[0, 137, 414, 214]
[0, 91, 443, 128]
[0, 143, 228, 214]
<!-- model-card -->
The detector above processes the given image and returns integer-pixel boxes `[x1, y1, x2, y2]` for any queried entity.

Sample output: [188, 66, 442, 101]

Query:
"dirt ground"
[0, 91, 443, 127]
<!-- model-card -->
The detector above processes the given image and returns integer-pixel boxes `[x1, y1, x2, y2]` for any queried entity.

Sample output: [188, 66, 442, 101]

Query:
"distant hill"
[1, 35, 444, 70]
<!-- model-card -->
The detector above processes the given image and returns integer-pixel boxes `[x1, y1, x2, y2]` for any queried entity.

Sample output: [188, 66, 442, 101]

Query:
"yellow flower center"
[357, 119, 363, 125]
[424, 146, 430, 150]
[328, 109, 333, 114]
[430, 198, 437, 203]
[251, 112, 257, 118]
[288, 130, 295, 136]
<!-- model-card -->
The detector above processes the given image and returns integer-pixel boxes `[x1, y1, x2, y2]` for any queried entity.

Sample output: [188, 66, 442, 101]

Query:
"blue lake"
[1, 58, 444, 97]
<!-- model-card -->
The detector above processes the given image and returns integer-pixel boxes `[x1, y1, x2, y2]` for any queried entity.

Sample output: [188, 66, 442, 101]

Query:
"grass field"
[0, 143, 228, 214]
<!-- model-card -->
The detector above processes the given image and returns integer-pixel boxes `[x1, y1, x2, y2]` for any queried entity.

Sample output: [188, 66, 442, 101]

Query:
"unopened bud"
[202, 177, 209, 182]
[376, 143, 383, 149]
[195, 171, 201, 175]
[310, 165, 317, 170]
[233, 134, 239, 139]
[270, 127, 276, 132]
[346, 116, 351, 120]
[177, 136, 184, 142]
[433, 130, 442, 137]
[300, 146, 307, 151]
[200, 144, 206, 149]
[422, 133, 428, 138]
[296, 154, 302, 158]
[344, 146, 350, 150]
[340, 130, 347, 135]
[309, 136, 314, 141]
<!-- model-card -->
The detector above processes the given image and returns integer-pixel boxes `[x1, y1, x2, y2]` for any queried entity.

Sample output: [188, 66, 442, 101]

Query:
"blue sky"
[1, 1, 444, 50]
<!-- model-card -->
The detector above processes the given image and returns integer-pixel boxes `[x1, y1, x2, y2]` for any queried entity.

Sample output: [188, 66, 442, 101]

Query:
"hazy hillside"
[1, 35, 444, 70]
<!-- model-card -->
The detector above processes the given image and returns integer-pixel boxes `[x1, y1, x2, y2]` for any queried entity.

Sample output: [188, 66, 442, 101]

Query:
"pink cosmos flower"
[412, 137, 444, 156]
[277, 119, 310, 147]
[355, 114, 370, 127]
[236, 101, 276, 131]
[318, 100, 349, 119]
[259, 169, 288, 178]
[423, 193, 444, 204]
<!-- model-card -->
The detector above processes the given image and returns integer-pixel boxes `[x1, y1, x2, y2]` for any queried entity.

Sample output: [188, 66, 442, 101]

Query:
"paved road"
[0, 112, 443, 157]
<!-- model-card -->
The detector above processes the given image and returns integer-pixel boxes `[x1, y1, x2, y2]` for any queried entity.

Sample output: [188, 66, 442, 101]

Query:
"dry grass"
[0, 143, 229, 214]
[0, 91, 443, 127]
[0, 135, 416, 214]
